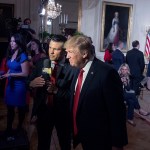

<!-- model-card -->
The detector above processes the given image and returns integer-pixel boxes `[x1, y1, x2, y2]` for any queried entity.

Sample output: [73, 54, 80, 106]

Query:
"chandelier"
[47, 0, 62, 19]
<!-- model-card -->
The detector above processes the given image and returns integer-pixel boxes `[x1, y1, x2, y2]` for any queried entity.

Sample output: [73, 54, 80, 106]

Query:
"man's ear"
[82, 50, 88, 58]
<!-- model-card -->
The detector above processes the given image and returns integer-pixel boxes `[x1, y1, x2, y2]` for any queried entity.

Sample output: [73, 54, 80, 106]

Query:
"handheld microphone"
[42, 59, 51, 82]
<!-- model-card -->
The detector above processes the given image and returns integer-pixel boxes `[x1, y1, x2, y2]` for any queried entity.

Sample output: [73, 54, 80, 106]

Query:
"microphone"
[42, 59, 51, 82]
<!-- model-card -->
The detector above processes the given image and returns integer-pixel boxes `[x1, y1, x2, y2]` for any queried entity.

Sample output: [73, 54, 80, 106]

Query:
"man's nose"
[50, 48, 54, 53]
[66, 53, 69, 59]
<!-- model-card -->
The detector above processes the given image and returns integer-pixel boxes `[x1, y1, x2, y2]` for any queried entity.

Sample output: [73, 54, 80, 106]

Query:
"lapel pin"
[91, 72, 94, 75]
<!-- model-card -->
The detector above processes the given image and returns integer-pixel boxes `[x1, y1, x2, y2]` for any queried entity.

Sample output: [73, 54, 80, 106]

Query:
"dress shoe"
[139, 83, 144, 88]
[127, 120, 136, 127]
[146, 86, 150, 91]
[139, 111, 150, 116]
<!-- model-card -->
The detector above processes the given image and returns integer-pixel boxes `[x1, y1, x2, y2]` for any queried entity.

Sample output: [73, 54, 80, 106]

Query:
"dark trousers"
[130, 76, 143, 95]
[36, 103, 71, 150]
[124, 92, 140, 120]
[7, 105, 26, 132]
[80, 137, 112, 150]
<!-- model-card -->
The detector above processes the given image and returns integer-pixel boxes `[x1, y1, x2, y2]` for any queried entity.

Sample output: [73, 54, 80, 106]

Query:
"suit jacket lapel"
[56, 64, 63, 79]
[77, 58, 97, 112]
[56, 57, 68, 79]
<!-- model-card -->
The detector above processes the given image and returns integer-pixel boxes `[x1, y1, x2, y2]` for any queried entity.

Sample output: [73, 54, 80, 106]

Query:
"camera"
[21, 24, 30, 29]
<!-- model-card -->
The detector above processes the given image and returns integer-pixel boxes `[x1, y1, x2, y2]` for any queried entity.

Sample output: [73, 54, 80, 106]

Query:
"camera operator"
[18, 18, 36, 45]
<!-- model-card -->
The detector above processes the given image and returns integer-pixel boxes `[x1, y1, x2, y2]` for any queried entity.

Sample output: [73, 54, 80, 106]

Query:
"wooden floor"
[0, 88, 150, 150]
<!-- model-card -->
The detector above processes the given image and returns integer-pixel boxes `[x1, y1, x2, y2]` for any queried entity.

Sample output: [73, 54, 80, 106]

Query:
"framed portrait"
[0, 3, 14, 41]
[100, 1, 133, 52]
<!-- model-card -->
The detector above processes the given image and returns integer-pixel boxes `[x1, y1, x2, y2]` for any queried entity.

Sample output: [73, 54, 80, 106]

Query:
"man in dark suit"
[112, 41, 125, 71]
[126, 40, 145, 95]
[65, 35, 128, 150]
[28, 35, 74, 150]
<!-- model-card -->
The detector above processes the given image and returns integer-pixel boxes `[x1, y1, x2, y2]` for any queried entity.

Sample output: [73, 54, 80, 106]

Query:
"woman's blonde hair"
[118, 63, 131, 84]
[118, 63, 131, 76]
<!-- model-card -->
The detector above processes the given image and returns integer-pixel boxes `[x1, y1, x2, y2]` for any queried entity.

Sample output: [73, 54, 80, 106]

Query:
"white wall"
[0, 0, 30, 17]
[0, 0, 40, 39]
[0, 0, 78, 39]
[2, 0, 149, 61]
[80, 0, 150, 61]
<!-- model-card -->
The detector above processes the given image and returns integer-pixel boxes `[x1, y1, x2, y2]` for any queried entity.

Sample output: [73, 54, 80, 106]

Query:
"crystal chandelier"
[47, 0, 62, 20]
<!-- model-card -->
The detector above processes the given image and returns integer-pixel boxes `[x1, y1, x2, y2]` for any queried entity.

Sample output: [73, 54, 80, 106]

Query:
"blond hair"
[64, 35, 92, 55]
[118, 63, 130, 75]
[118, 63, 131, 83]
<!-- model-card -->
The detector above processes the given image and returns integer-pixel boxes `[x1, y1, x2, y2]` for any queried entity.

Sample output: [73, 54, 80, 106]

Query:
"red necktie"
[73, 69, 84, 136]
[51, 62, 58, 84]
[47, 62, 58, 106]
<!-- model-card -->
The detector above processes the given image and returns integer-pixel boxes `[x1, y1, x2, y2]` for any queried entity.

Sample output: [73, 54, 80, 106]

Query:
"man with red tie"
[65, 35, 128, 150]
[28, 35, 75, 150]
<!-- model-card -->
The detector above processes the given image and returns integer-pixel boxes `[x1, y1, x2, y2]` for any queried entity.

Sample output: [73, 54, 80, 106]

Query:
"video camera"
[21, 24, 30, 29]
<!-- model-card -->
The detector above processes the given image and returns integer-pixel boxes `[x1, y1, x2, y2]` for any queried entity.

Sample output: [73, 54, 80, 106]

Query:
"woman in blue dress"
[1, 33, 29, 139]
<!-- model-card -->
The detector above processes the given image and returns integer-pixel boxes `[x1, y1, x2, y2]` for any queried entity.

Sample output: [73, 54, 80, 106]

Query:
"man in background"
[19, 18, 36, 45]
[126, 40, 145, 95]
[112, 41, 125, 71]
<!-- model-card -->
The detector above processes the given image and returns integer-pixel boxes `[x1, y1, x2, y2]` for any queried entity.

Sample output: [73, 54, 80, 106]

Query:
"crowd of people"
[0, 17, 150, 150]
[104, 39, 150, 126]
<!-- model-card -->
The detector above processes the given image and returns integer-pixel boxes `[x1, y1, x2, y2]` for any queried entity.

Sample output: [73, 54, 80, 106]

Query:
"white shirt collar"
[79, 57, 94, 90]
[82, 57, 94, 73]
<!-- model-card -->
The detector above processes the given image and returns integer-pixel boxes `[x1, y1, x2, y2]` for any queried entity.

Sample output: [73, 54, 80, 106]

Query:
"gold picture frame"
[101, 1, 133, 52]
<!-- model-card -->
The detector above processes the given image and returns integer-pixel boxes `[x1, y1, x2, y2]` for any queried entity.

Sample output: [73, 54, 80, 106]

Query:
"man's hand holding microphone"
[29, 59, 58, 94]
